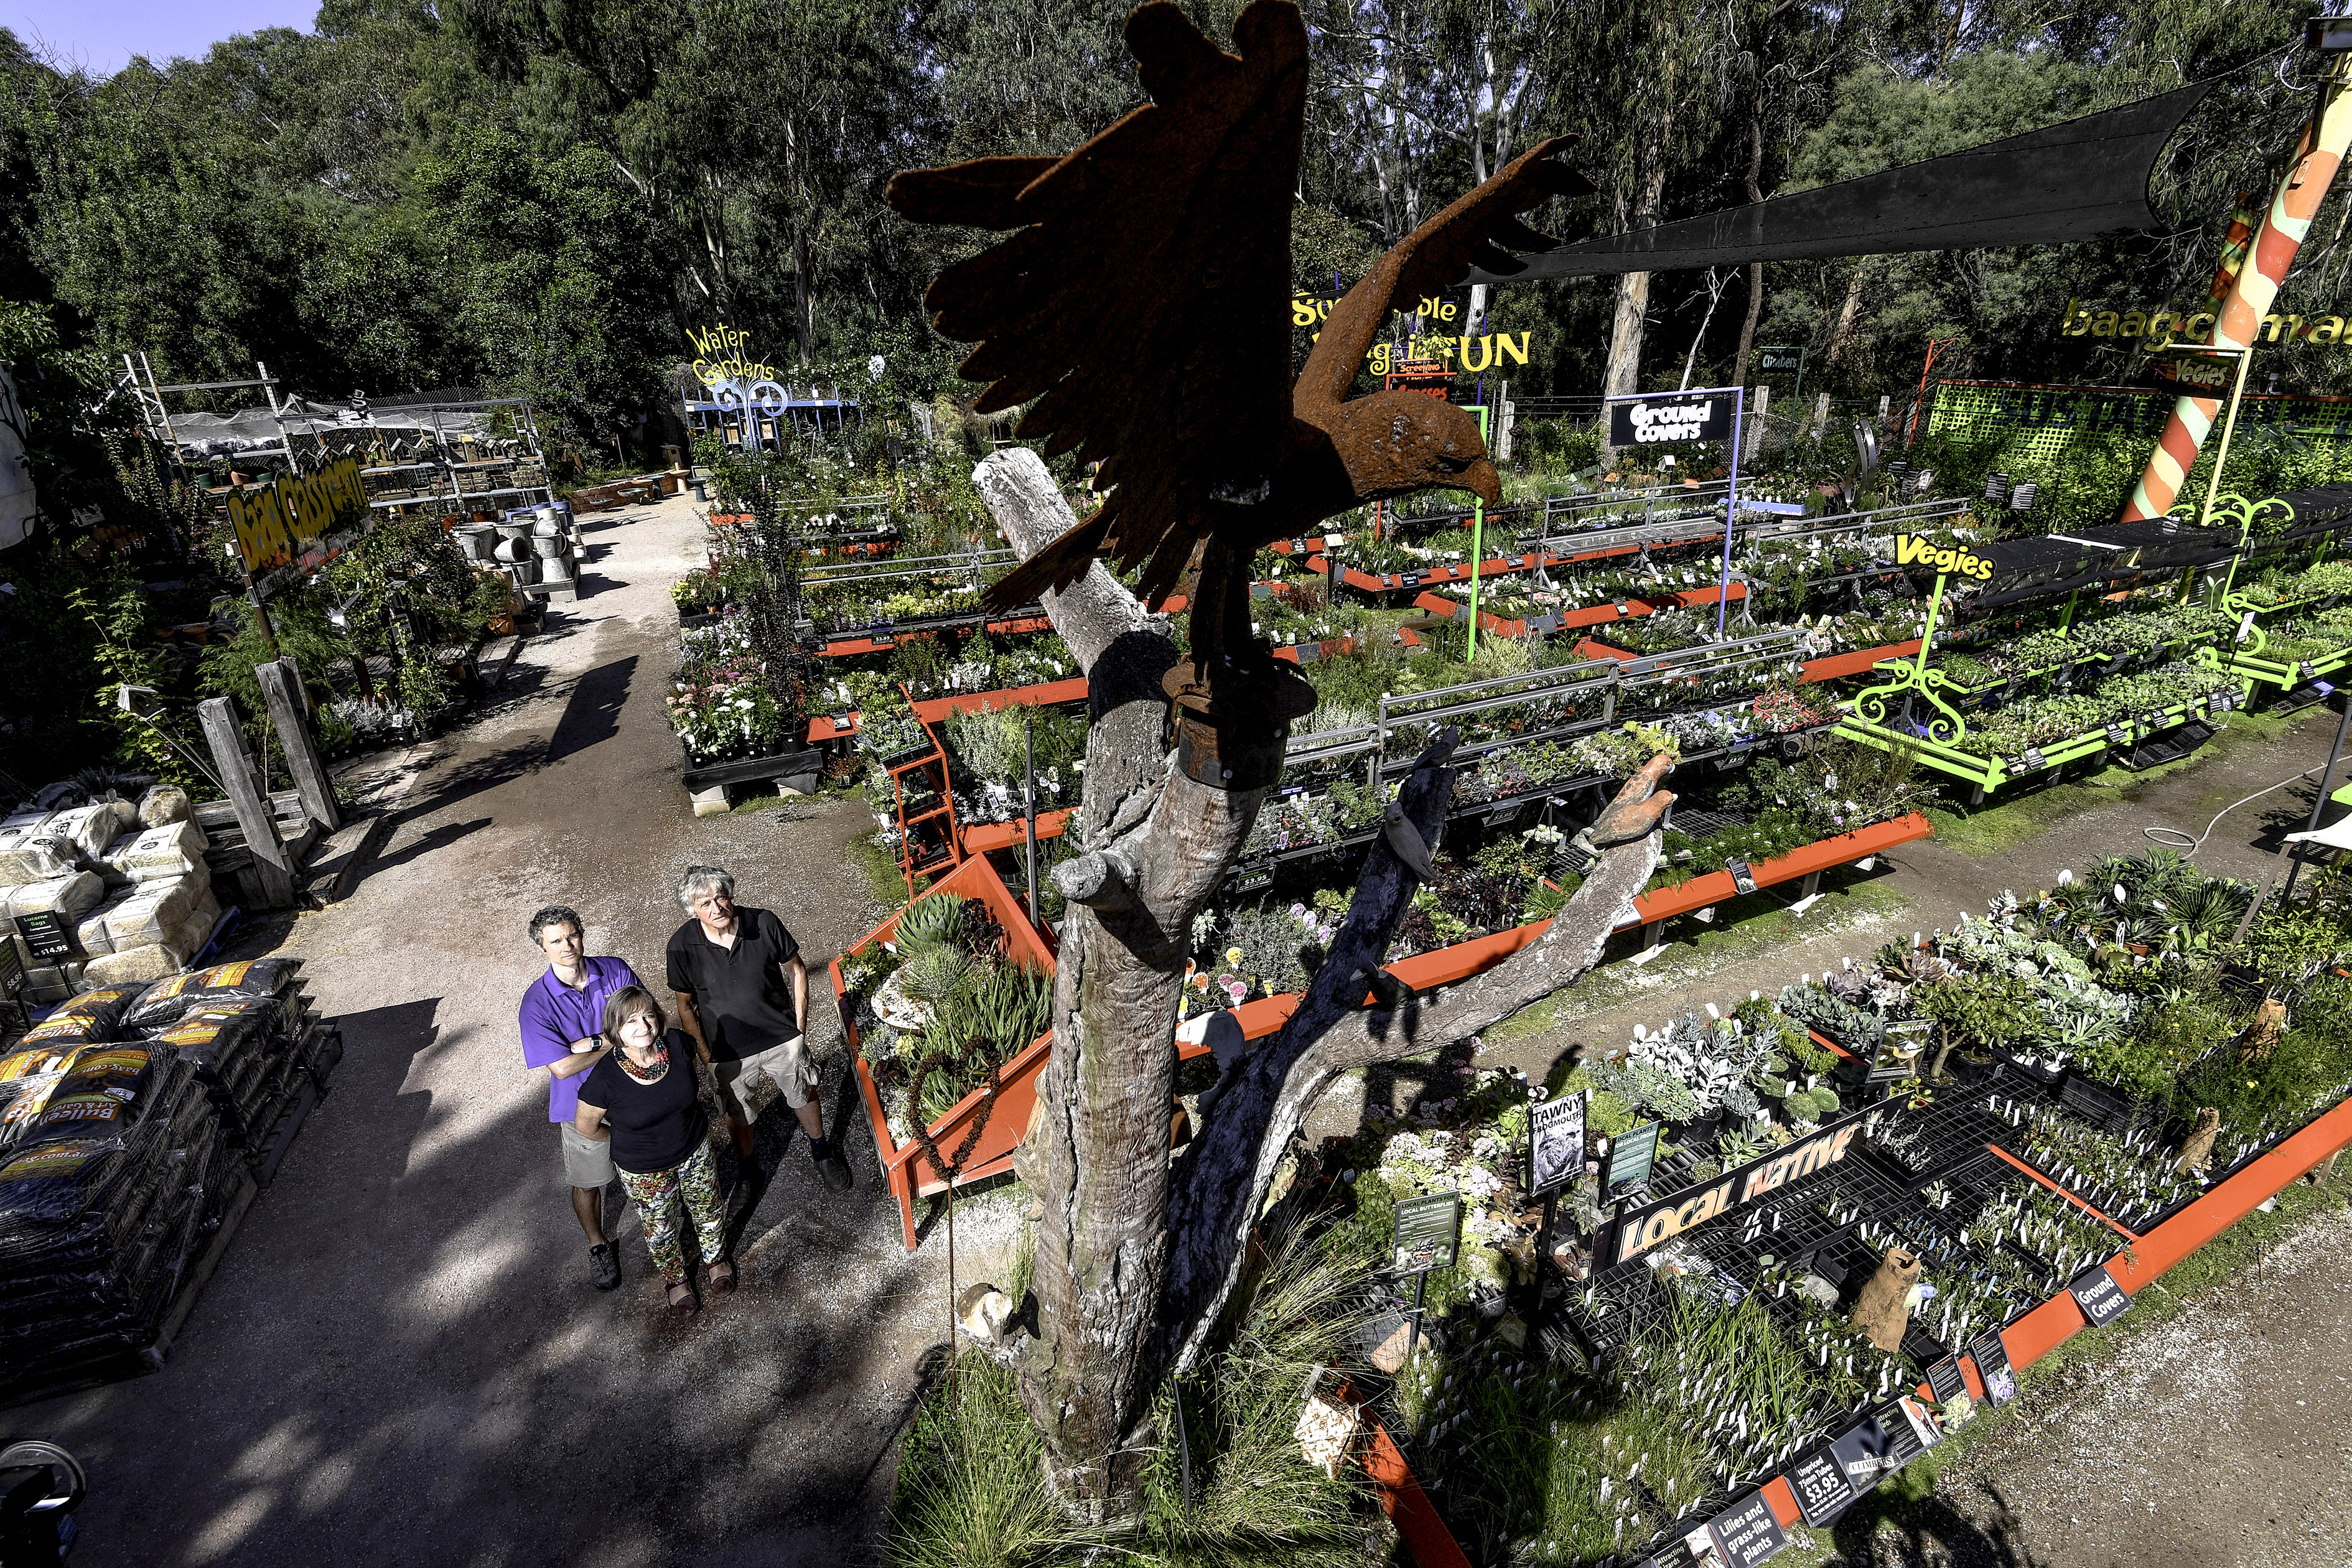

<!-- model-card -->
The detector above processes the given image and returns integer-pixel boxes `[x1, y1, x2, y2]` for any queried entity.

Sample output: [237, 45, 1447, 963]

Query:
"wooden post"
[256, 659, 342, 832]
[196, 698, 297, 908]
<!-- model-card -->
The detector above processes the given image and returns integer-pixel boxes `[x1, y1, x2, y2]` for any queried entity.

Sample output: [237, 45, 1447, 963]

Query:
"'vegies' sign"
[1893, 533, 1993, 581]
[1607, 391, 1733, 446]
[1610, 1105, 1868, 1267]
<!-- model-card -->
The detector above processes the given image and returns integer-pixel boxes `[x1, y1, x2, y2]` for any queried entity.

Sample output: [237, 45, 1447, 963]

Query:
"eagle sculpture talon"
[1567, 753, 1678, 857]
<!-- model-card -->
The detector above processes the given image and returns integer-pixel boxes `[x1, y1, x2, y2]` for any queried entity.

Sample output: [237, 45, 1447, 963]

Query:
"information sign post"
[1603, 388, 1746, 637]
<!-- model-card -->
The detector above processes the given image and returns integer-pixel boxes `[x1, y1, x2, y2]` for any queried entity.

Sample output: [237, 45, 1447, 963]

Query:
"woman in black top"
[575, 987, 732, 1312]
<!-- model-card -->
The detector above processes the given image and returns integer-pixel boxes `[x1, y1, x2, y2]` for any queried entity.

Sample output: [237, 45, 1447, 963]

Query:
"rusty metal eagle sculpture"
[887, 0, 1589, 785]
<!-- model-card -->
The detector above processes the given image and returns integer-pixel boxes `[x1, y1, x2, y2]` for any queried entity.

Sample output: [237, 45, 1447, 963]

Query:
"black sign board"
[1786, 1447, 1857, 1526]
[1645, 1526, 1729, 1568]
[1607, 391, 1735, 447]
[1966, 1330, 2017, 1407]
[1529, 1090, 1587, 1197]
[12, 912, 71, 963]
[1606, 1120, 1661, 1198]
[1925, 1356, 1967, 1404]
[1725, 856, 1758, 895]
[2068, 1264, 2130, 1328]
[1610, 1104, 1869, 1267]
[1707, 1491, 1790, 1567]
[1393, 1192, 1461, 1276]
[2104, 722, 2128, 747]
[1826, 1416, 1905, 1495]
[2021, 747, 2047, 771]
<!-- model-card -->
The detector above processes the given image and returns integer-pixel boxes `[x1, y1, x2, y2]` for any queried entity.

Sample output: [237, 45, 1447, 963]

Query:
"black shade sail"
[1470, 82, 2210, 286]
[1962, 516, 2237, 612]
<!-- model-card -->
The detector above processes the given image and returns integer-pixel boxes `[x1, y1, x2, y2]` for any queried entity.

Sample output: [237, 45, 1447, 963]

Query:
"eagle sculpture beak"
[1463, 456, 1502, 507]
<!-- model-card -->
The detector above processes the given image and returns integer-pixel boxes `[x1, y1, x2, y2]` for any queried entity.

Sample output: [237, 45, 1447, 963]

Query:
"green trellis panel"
[1926, 379, 2352, 464]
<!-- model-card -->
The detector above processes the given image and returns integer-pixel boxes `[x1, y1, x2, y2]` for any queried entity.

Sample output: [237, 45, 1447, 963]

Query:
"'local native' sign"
[1610, 1104, 1867, 1267]
[1607, 391, 1733, 447]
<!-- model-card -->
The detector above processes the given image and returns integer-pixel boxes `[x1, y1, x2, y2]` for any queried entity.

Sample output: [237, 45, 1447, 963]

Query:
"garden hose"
[2142, 763, 2330, 853]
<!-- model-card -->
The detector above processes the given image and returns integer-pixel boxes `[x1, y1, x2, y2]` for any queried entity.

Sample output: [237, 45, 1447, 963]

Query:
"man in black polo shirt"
[666, 864, 852, 1192]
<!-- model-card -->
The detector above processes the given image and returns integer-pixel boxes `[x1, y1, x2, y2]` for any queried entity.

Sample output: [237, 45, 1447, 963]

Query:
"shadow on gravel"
[1831, 1485, 2045, 1567]
[546, 656, 636, 765]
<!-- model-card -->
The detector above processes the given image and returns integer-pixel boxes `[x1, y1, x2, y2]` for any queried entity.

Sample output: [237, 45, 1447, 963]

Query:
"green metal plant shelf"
[1837, 684, 2242, 797]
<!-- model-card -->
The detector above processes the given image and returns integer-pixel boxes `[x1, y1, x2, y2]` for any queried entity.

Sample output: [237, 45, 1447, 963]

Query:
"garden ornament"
[2173, 1106, 2221, 1174]
[1568, 753, 1679, 859]
[1849, 1245, 1921, 1351]
[1380, 802, 1438, 879]
[2234, 997, 2286, 1062]
[887, 0, 1588, 785]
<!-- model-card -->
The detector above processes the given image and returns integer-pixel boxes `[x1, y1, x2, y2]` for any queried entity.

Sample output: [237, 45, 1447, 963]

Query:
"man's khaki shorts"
[711, 1034, 817, 1122]
[561, 1121, 615, 1188]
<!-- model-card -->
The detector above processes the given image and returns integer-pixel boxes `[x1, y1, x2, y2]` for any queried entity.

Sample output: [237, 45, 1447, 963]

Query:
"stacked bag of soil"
[2, 783, 221, 1002]
[0, 994, 241, 1397]
[0, 959, 316, 1400]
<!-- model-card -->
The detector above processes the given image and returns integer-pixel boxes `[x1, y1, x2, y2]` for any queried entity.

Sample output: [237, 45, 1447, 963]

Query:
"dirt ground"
[11, 491, 2351, 1566]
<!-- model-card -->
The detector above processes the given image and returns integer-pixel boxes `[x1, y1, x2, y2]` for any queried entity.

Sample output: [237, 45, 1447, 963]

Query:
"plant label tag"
[1645, 1523, 1730, 1568]
[2105, 724, 2128, 747]
[1787, 1447, 1858, 1526]
[1529, 1091, 1587, 1198]
[1707, 1491, 1789, 1568]
[2211, 689, 2233, 713]
[1925, 1355, 1967, 1404]
[1725, 857, 1758, 894]
[2301, 661, 2320, 682]
[2236, 609, 2256, 643]
[2068, 1265, 2130, 1328]
[1605, 1120, 1661, 1199]
[1391, 1192, 1461, 1277]
[2022, 747, 2047, 770]
[2147, 710, 2167, 728]
[1966, 1330, 2018, 1407]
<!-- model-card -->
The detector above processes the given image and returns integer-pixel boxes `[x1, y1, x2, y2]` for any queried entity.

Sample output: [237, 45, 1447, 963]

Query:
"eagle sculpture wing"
[1295, 136, 1592, 416]
[889, 0, 1307, 609]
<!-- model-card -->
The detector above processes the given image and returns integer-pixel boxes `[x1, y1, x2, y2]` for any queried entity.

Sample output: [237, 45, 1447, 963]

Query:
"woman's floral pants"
[616, 1139, 726, 1282]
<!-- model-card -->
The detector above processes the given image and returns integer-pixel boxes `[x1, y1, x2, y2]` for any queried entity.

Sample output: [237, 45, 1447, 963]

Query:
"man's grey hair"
[528, 904, 584, 946]
[677, 865, 735, 911]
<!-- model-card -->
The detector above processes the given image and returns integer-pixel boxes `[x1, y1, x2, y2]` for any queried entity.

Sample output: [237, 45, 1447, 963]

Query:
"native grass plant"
[2002, 1101, 2205, 1231]
[942, 702, 1086, 826]
[885, 1222, 1380, 1568]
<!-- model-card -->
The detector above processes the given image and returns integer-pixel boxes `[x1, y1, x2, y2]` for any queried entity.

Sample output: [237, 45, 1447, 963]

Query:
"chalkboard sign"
[2068, 1265, 2130, 1328]
[1725, 856, 1758, 895]
[1392, 1192, 1461, 1276]
[12, 911, 70, 963]
[1528, 1091, 1587, 1197]
[1925, 1356, 1966, 1404]
[1786, 1447, 1857, 1526]
[1707, 1491, 1790, 1567]
[1966, 1330, 2017, 1407]
[1606, 1120, 1661, 1198]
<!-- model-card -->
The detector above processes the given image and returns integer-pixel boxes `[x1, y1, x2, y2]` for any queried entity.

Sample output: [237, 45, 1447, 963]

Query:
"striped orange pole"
[2122, 73, 2352, 522]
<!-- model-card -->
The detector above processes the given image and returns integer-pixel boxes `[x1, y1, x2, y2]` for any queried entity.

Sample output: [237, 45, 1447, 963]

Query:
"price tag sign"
[2300, 660, 2320, 682]
[2212, 689, 2234, 714]
[1645, 1525, 1729, 1568]
[1392, 1192, 1461, 1276]
[1606, 1120, 1661, 1198]
[1966, 1330, 2017, 1407]
[1707, 1492, 1789, 1568]
[12, 912, 72, 963]
[1725, 856, 1758, 895]
[2104, 723, 2128, 747]
[2022, 747, 2047, 771]
[2068, 1264, 2130, 1328]
[1528, 1091, 1587, 1198]
[1786, 1447, 1857, 1526]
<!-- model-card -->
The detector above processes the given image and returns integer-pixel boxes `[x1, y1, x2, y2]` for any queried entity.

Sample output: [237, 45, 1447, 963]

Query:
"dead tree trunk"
[969, 448, 1670, 1519]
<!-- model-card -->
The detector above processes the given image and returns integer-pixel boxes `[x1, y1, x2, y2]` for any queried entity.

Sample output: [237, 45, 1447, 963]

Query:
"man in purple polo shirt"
[519, 903, 643, 1290]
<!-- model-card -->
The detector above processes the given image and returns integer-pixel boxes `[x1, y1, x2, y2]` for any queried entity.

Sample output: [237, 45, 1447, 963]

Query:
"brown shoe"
[707, 1261, 736, 1295]
[666, 1279, 699, 1314]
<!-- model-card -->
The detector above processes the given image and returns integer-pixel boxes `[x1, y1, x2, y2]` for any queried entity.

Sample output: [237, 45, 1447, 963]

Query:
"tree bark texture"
[970, 448, 1668, 1516]
[1731, 111, 1768, 389]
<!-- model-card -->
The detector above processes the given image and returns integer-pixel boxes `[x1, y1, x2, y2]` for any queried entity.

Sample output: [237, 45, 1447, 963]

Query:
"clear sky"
[4, 0, 318, 75]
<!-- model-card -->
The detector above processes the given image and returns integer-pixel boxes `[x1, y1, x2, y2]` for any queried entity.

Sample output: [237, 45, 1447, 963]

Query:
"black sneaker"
[589, 1243, 620, 1291]
[813, 1142, 852, 1193]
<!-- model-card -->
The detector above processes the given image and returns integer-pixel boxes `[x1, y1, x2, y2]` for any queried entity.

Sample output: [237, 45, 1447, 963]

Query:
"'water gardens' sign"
[1608, 1104, 1869, 1267]
[686, 322, 780, 388]
[1606, 391, 1734, 447]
